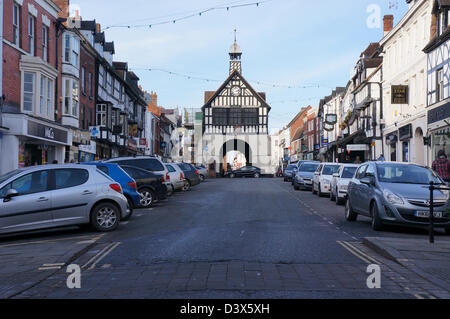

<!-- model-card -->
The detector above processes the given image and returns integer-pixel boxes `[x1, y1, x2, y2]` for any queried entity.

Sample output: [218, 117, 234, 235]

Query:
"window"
[166, 165, 175, 173]
[81, 67, 86, 93]
[97, 104, 107, 126]
[54, 169, 89, 189]
[71, 36, 79, 67]
[98, 66, 104, 89]
[355, 165, 367, 179]
[81, 104, 85, 129]
[28, 15, 35, 55]
[97, 166, 109, 175]
[23, 72, 35, 112]
[365, 165, 375, 177]
[13, 4, 20, 45]
[89, 73, 93, 97]
[437, 68, 444, 102]
[64, 35, 70, 62]
[112, 159, 165, 172]
[47, 79, 53, 117]
[5, 171, 49, 196]
[72, 81, 79, 117]
[42, 27, 48, 62]
[40, 76, 45, 115]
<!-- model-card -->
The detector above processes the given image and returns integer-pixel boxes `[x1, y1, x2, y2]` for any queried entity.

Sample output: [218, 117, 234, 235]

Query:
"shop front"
[78, 141, 97, 163]
[428, 101, 450, 163]
[0, 114, 71, 174]
[68, 129, 92, 163]
[385, 131, 398, 162]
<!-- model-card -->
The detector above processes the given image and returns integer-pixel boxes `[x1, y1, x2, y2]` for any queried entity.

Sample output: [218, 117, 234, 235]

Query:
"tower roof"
[229, 41, 242, 55]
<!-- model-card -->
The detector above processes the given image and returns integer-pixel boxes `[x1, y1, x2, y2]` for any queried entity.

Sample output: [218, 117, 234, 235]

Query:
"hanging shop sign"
[325, 114, 338, 125]
[391, 85, 409, 104]
[127, 139, 138, 151]
[324, 122, 335, 132]
[321, 138, 329, 146]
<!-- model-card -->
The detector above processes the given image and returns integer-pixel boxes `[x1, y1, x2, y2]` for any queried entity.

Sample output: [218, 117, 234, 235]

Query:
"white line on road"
[88, 242, 121, 270]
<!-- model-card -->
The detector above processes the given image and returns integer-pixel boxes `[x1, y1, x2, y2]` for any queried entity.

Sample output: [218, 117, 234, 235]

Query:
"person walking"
[432, 150, 450, 183]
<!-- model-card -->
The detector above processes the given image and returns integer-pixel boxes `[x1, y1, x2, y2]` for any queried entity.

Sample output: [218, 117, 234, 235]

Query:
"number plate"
[414, 211, 443, 218]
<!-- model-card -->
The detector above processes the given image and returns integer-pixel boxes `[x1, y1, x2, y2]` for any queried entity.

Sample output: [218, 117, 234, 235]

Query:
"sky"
[73, 0, 409, 133]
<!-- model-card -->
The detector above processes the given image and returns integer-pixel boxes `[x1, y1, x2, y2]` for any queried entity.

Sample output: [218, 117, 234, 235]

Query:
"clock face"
[231, 86, 241, 97]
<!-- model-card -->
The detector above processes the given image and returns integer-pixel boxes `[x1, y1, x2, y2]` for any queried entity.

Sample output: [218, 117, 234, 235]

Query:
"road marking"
[414, 294, 425, 299]
[87, 242, 121, 270]
[38, 265, 63, 271]
[343, 241, 381, 265]
[337, 241, 371, 264]
[0, 234, 104, 249]
[43, 263, 65, 267]
[82, 242, 116, 269]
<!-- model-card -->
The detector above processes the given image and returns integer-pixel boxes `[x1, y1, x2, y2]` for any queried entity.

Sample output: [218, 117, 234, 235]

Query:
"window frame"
[13, 4, 20, 46]
[28, 15, 36, 56]
[42, 26, 49, 62]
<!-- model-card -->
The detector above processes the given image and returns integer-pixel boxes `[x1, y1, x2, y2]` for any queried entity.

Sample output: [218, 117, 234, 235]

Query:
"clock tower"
[229, 30, 242, 75]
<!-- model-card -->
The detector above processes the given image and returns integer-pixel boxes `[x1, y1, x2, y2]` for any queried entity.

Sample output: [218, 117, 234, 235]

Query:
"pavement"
[0, 178, 449, 299]
[363, 237, 450, 296]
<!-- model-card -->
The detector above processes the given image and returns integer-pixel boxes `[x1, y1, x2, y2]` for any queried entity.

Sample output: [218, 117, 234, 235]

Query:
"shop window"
[390, 143, 397, 162]
[402, 142, 409, 162]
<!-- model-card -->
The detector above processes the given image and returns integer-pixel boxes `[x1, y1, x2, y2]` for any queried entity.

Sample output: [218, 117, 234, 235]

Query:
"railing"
[426, 182, 450, 244]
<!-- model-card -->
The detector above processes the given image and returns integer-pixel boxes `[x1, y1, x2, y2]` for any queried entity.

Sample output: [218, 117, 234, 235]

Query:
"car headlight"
[339, 185, 348, 191]
[383, 190, 404, 205]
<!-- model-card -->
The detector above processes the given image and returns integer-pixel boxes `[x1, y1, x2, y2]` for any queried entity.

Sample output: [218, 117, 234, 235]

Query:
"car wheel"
[254, 173, 260, 178]
[370, 202, 384, 231]
[121, 197, 134, 221]
[139, 188, 155, 208]
[345, 199, 358, 222]
[91, 202, 120, 232]
[167, 184, 174, 196]
[182, 180, 190, 192]
[312, 183, 317, 195]
[318, 184, 323, 197]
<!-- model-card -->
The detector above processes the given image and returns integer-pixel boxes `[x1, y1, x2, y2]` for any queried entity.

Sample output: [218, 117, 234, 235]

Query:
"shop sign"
[79, 141, 97, 154]
[399, 124, 412, 141]
[321, 138, 328, 146]
[347, 144, 369, 151]
[28, 121, 68, 144]
[325, 114, 337, 125]
[128, 139, 138, 151]
[428, 101, 450, 125]
[89, 126, 100, 138]
[72, 130, 91, 144]
[139, 138, 147, 147]
[391, 85, 409, 104]
[324, 122, 335, 132]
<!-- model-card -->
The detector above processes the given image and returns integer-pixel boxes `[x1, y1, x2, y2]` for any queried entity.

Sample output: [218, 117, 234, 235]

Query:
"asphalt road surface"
[1, 178, 447, 299]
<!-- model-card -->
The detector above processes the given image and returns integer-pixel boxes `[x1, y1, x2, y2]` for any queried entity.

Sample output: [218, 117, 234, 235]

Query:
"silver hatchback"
[0, 165, 128, 235]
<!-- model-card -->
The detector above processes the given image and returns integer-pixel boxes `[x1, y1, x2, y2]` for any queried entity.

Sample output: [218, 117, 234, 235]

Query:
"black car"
[228, 166, 261, 178]
[176, 163, 201, 188]
[120, 165, 168, 208]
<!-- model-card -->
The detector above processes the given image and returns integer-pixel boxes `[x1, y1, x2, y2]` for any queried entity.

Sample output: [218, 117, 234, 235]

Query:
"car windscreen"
[341, 167, 358, 179]
[322, 165, 340, 176]
[377, 164, 442, 185]
[299, 163, 319, 173]
[0, 169, 22, 184]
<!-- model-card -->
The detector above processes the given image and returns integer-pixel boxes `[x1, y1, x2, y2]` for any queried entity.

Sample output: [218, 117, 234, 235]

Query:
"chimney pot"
[383, 15, 394, 36]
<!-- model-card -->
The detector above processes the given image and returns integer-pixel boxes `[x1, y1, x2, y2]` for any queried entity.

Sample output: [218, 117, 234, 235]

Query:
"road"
[0, 178, 448, 299]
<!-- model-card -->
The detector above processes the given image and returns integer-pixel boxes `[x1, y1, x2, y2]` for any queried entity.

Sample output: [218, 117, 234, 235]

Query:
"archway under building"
[219, 139, 252, 175]
[413, 127, 425, 165]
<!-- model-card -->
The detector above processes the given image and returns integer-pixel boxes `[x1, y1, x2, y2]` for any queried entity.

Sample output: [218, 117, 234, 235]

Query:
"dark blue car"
[81, 163, 141, 219]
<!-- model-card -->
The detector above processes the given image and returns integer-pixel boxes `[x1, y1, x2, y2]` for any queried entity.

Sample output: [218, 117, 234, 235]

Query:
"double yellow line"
[82, 242, 121, 270]
[337, 240, 381, 265]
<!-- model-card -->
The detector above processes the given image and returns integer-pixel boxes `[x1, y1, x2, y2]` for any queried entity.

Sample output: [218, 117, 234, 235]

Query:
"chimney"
[53, 0, 69, 19]
[96, 23, 101, 33]
[150, 91, 158, 107]
[383, 15, 394, 36]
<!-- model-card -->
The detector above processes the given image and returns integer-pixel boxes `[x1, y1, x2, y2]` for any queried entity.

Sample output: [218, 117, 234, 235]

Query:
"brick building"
[288, 106, 311, 162]
[0, 0, 71, 174]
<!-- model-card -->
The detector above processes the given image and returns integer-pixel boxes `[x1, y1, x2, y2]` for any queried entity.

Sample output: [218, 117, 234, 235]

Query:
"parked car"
[165, 164, 189, 192]
[120, 165, 168, 208]
[293, 161, 320, 190]
[346, 162, 450, 233]
[291, 160, 309, 184]
[82, 162, 140, 219]
[227, 166, 262, 178]
[195, 165, 208, 182]
[0, 165, 128, 235]
[330, 164, 360, 205]
[283, 164, 297, 182]
[312, 163, 341, 197]
[105, 156, 171, 190]
[176, 163, 201, 188]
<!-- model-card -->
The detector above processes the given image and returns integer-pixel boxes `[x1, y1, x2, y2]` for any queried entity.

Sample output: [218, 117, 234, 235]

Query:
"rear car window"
[97, 165, 109, 175]
[178, 163, 193, 171]
[166, 165, 175, 173]
[55, 169, 89, 190]
[114, 159, 165, 172]
[322, 165, 340, 176]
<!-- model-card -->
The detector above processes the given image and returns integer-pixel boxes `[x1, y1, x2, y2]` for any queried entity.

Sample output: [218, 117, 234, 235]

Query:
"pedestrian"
[432, 150, 450, 183]
[377, 154, 385, 162]
[354, 156, 362, 164]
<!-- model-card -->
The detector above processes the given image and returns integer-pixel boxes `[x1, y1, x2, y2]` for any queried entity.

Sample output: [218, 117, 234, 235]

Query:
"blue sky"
[74, 0, 409, 132]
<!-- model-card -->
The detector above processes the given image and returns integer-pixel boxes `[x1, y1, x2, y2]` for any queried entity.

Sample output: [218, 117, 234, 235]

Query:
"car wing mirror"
[4, 189, 19, 202]
[361, 177, 375, 186]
